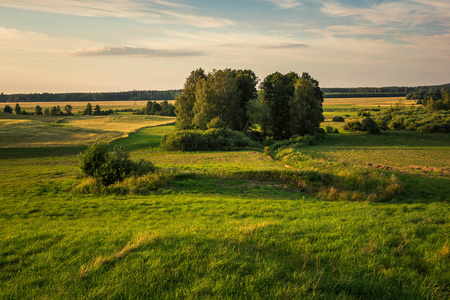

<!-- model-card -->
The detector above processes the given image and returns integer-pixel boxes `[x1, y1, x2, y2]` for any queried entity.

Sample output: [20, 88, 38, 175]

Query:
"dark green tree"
[43, 108, 50, 116]
[93, 105, 101, 115]
[64, 104, 73, 115]
[193, 69, 241, 130]
[175, 68, 207, 129]
[289, 73, 324, 136]
[14, 103, 21, 115]
[34, 105, 43, 115]
[234, 69, 258, 131]
[84, 103, 93, 115]
[3, 105, 13, 113]
[260, 72, 298, 138]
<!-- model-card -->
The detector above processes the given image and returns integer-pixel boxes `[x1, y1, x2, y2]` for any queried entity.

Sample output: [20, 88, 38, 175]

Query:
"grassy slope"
[0, 114, 449, 298]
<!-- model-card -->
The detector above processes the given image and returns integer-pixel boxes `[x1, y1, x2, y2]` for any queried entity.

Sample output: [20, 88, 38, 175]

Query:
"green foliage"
[78, 142, 155, 186]
[175, 68, 207, 130]
[362, 117, 381, 134]
[375, 108, 450, 133]
[343, 121, 363, 132]
[325, 126, 339, 133]
[83, 103, 93, 115]
[73, 171, 174, 195]
[3, 104, 12, 113]
[207, 117, 227, 129]
[289, 75, 324, 136]
[175, 68, 258, 132]
[14, 103, 21, 115]
[261, 72, 323, 138]
[34, 105, 43, 116]
[161, 128, 253, 151]
[332, 116, 345, 122]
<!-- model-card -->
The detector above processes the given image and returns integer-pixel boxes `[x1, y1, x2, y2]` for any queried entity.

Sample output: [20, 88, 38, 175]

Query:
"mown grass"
[0, 113, 175, 148]
[1, 107, 449, 298]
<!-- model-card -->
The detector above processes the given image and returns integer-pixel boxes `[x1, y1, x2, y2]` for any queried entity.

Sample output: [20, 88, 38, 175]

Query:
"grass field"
[3, 100, 175, 113]
[1, 98, 449, 298]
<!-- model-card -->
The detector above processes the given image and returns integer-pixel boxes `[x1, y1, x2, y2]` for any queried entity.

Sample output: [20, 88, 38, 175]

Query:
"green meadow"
[0, 98, 449, 299]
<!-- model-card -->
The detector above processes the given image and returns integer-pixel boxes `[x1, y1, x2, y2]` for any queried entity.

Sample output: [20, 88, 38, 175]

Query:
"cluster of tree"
[1, 90, 181, 103]
[82, 103, 114, 115]
[136, 100, 175, 116]
[375, 108, 450, 133]
[175, 68, 324, 139]
[175, 68, 258, 132]
[2, 103, 113, 116]
[405, 85, 450, 110]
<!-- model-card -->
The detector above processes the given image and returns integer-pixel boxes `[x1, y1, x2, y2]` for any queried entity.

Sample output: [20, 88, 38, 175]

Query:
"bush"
[161, 128, 252, 151]
[3, 105, 13, 113]
[79, 142, 155, 186]
[343, 121, 363, 132]
[332, 116, 345, 122]
[326, 126, 339, 133]
[361, 118, 381, 134]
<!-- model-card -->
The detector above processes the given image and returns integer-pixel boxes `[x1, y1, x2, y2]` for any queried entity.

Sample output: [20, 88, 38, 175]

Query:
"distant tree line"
[0, 90, 181, 102]
[322, 84, 450, 98]
[3, 103, 113, 116]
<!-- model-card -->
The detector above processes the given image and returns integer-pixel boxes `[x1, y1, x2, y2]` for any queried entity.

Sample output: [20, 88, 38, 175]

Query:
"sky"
[0, 0, 449, 93]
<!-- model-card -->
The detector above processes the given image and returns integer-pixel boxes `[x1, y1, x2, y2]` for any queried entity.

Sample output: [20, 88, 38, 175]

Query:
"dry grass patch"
[79, 232, 161, 278]
[60, 115, 175, 133]
[323, 97, 414, 107]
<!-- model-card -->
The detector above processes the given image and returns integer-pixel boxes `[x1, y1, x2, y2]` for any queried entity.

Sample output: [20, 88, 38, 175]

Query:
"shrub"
[79, 142, 155, 186]
[207, 117, 227, 129]
[3, 105, 13, 113]
[161, 128, 252, 151]
[343, 121, 363, 132]
[326, 126, 339, 133]
[332, 116, 345, 122]
[361, 118, 381, 134]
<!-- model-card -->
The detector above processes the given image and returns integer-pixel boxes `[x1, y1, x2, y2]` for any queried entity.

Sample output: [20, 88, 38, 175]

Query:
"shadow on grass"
[321, 131, 450, 148]
[0, 146, 86, 160]
[78, 230, 429, 299]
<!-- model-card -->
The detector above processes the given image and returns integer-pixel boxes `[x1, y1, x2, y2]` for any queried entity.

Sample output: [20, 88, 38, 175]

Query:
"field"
[4, 100, 175, 113]
[1, 97, 449, 299]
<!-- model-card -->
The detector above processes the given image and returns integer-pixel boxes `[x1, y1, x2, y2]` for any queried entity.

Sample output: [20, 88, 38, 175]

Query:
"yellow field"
[323, 97, 413, 107]
[3, 100, 176, 112]
[0, 114, 175, 148]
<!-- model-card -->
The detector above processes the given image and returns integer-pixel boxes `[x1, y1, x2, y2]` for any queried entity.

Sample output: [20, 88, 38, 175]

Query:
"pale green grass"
[0, 114, 175, 148]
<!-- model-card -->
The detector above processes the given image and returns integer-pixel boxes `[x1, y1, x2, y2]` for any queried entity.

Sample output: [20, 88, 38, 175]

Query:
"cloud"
[0, 0, 235, 28]
[263, 0, 302, 9]
[321, 1, 450, 27]
[261, 42, 308, 49]
[71, 46, 204, 57]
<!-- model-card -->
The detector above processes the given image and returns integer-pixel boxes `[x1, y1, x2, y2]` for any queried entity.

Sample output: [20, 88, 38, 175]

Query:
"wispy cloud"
[261, 42, 308, 49]
[0, 0, 236, 28]
[263, 0, 302, 9]
[321, 1, 450, 27]
[71, 46, 205, 57]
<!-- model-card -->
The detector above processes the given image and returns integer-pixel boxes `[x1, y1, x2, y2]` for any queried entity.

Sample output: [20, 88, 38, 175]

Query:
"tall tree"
[234, 69, 258, 131]
[193, 69, 241, 130]
[175, 68, 207, 129]
[14, 103, 21, 115]
[289, 73, 324, 135]
[34, 105, 43, 116]
[84, 103, 93, 115]
[260, 72, 298, 138]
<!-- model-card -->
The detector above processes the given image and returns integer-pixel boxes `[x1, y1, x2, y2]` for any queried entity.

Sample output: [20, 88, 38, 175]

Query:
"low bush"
[343, 121, 363, 132]
[361, 118, 381, 134]
[79, 142, 155, 186]
[375, 108, 450, 133]
[161, 128, 253, 151]
[73, 171, 174, 195]
[332, 116, 345, 122]
[326, 126, 339, 133]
